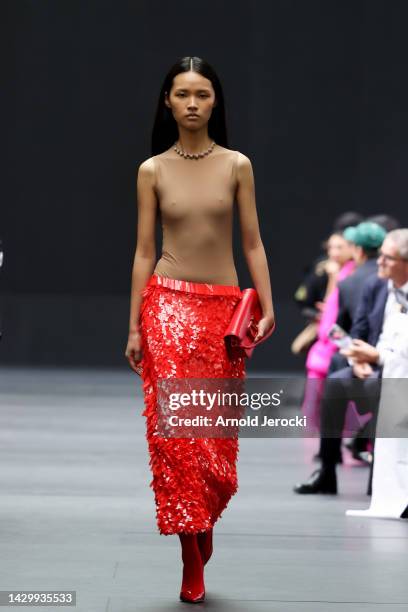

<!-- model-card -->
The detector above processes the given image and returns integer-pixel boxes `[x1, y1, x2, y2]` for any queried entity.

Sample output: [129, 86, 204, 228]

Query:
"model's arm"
[236, 152, 275, 340]
[125, 158, 157, 371]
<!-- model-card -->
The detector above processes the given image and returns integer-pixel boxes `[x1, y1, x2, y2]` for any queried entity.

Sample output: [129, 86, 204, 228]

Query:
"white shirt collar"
[388, 278, 408, 294]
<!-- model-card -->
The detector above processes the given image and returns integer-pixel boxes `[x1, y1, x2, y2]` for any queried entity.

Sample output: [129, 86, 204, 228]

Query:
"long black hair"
[151, 56, 228, 156]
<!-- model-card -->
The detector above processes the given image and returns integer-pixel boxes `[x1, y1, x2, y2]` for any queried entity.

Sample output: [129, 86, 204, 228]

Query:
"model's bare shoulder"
[137, 158, 159, 194]
[236, 151, 252, 169]
[137, 156, 156, 177]
[235, 152, 254, 186]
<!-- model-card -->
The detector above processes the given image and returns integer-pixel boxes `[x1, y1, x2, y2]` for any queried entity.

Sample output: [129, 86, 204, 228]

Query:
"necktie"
[393, 288, 408, 313]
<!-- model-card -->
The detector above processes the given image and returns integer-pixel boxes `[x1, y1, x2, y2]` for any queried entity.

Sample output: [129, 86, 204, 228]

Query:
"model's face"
[327, 234, 353, 265]
[377, 237, 408, 283]
[165, 71, 217, 131]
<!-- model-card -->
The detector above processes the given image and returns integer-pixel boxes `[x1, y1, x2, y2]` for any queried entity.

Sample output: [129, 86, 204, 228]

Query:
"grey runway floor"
[0, 366, 407, 612]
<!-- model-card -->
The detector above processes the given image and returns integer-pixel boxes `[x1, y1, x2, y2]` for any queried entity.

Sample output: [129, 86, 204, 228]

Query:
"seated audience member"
[336, 222, 386, 337]
[301, 233, 355, 428]
[313, 222, 386, 462]
[294, 229, 408, 495]
[347, 290, 408, 519]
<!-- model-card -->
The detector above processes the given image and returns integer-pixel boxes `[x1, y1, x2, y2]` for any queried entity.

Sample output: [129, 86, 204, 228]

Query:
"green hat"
[354, 222, 386, 249]
[343, 226, 358, 243]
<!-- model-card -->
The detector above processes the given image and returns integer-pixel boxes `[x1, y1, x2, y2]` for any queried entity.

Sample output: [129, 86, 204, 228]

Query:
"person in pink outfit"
[302, 232, 355, 429]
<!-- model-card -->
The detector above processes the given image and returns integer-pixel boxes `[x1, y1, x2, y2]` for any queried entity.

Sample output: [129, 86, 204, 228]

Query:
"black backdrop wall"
[3, 0, 408, 370]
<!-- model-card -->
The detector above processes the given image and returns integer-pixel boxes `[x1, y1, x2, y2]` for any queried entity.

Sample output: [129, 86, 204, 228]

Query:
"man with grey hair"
[344, 228, 408, 365]
[294, 228, 408, 496]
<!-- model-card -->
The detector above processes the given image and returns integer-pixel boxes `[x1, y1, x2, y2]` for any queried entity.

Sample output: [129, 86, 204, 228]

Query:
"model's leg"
[197, 528, 213, 565]
[178, 533, 205, 603]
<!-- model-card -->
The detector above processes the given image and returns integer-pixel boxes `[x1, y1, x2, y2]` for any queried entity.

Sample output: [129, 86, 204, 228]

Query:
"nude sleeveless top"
[152, 145, 240, 286]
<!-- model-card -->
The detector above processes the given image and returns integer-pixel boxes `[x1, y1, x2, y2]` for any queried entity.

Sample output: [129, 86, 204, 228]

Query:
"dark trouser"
[319, 366, 381, 465]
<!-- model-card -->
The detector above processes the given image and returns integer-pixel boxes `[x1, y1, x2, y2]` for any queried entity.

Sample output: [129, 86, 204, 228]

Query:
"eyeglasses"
[378, 251, 406, 263]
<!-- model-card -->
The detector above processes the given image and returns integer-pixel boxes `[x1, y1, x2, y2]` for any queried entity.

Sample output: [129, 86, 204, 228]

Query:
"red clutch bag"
[224, 288, 275, 358]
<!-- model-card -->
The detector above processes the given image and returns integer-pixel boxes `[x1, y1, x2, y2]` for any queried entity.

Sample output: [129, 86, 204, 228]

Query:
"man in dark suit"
[336, 224, 384, 334]
[327, 223, 385, 376]
[294, 228, 408, 494]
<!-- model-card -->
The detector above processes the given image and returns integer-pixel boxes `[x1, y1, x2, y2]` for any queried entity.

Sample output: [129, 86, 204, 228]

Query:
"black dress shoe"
[293, 468, 337, 494]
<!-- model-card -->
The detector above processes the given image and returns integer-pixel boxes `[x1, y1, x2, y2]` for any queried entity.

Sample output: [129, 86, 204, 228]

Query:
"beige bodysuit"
[152, 145, 240, 286]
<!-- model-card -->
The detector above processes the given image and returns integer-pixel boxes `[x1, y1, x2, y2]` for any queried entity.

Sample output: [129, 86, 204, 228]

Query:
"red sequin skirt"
[139, 274, 246, 535]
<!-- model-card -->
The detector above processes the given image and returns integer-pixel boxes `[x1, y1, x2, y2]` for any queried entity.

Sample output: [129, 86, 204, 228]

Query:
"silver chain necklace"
[174, 140, 216, 159]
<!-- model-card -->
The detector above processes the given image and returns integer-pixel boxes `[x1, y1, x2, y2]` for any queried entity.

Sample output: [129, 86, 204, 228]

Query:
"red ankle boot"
[178, 533, 205, 603]
[197, 528, 213, 565]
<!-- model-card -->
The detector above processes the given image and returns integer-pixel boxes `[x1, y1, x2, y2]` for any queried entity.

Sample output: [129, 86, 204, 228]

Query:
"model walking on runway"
[125, 56, 275, 604]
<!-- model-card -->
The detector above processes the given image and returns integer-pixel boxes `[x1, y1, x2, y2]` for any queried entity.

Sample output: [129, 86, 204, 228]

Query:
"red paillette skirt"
[138, 274, 246, 535]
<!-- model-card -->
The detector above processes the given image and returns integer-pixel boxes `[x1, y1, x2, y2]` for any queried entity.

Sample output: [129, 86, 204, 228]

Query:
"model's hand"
[253, 314, 275, 343]
[341, 339, 379, 364]
[125, 331, 143, 374]
[352, 361, 374, 379]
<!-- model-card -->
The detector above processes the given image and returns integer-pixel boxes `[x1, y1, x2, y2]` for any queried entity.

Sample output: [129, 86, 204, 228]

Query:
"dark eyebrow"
[175, 88, 211, 93]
